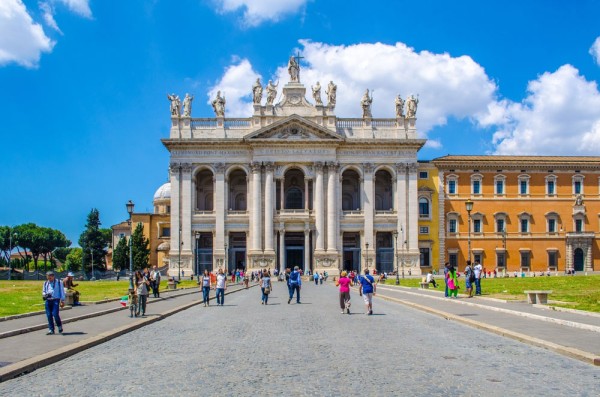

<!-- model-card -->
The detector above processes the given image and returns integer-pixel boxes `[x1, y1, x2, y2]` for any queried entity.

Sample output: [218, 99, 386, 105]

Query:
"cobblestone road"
[1, 282, 598, 397]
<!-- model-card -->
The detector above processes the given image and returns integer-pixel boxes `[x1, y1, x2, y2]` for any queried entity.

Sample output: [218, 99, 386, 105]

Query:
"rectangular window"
[449, 219, 457, 233]
[496, 180, 504, 194]
[548, 251, 557, 268]
[448, 180, 456, 194]
[496, 219, 505, 233]
[575, 219, 583, 232]
[548, 219, 556, 233]
[547, 180, 555, 195]
[473, 219, 481, 233]
[119, 233, 125, 239]
[574, 181, 582, 194]
[473, 180, 481, 194]
[520, 219, 528, 233]
[497, 252, 505, 268]
[520, 252, 530, 268]
[474, 253, 482, 265]
[419, 226, 429, 234]
[520, 180, 527, 194]
[419, 248, 430, 267]
[161, 227, 171, 237]
[449, 253, 458, 268]
[419, 171, 428, 179]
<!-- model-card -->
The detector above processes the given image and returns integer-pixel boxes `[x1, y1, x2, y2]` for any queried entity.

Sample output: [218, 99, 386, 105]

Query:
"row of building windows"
[447, 174, 586, 196]
[447, 215, 586, 233]
[447, 250, 559, 270]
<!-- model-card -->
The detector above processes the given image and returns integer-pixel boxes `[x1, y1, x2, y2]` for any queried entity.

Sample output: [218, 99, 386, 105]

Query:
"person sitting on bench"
[63, 272, 81, 305]
[426, 271, 438, 288]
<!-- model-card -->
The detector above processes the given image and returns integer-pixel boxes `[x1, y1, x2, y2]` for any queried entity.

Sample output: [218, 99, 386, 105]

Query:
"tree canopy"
[112, 236, 129, 271]
[131, 222, 150, 270]
[78, 209, 111, 273]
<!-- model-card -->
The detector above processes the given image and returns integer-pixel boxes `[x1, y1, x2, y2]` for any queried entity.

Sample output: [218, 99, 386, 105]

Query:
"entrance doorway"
[376, 232, 394, 273]
[196, 233, 213, 274]
[285, 232, 304, 270]
[343, 232, 361, 272]
[228, 232, 246, 273]
[574, 248, 584, 272]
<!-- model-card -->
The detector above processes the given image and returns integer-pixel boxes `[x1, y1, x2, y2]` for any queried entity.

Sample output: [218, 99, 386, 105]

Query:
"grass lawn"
[383, 275, 600, 313]
[0, 279, 200, 317]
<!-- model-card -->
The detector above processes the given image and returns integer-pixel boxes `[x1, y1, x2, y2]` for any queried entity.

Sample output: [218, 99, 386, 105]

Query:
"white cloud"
[208, 58, 261, 116]
[57, 0, 92, 18]
[492, 65, 600, 155]
[214, 0, 307, 27]
[590, 36, 600, 66]
[39, 2, 62, 33]
[0, 0, 54, 68]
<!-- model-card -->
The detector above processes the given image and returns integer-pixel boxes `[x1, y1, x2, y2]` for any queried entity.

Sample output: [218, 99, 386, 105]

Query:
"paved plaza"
[0, 282, 598, 397]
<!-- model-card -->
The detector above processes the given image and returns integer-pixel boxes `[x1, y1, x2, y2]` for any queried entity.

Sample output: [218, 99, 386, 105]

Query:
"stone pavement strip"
[0, 284, 249, 382]
[0, 281, 598, 397]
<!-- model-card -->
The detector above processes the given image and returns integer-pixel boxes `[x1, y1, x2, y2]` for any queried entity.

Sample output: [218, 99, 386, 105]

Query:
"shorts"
[465, 280, 473, 289]
[362, 293, 373, 305]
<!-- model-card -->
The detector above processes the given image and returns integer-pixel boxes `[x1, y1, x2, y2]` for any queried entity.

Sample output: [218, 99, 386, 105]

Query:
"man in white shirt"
[426, 271, 437, 288]
[473, 261, 483, 295]
[42, 271, 65, 335]
[215, 268, 227, 305]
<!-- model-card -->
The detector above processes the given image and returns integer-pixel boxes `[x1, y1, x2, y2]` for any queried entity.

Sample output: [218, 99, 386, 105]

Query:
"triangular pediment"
[244, 115, 343, 142]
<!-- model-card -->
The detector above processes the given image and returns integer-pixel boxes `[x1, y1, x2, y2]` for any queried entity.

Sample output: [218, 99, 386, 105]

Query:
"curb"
[377, 286, 600, 334]
[0, 285, 254, 383]
[375, 292, 600, 367]
[0, 289, 203, 340]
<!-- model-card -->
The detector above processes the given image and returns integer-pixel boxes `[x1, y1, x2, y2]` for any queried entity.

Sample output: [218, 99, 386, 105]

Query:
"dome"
[153, 183, 171, 201]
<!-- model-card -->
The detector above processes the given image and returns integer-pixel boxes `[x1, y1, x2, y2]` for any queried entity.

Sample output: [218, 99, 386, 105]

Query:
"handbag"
[264, 287, 271, 295]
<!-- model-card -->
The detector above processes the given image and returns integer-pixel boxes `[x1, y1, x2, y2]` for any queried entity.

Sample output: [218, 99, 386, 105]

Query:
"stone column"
[181, 163, 193, 255]
[314, 162, 325, 252]
[304, 225, 310, 273]
[327, 162, 338, 251]
[280, 178, 285, 210]
[250, 162, 262, 251]
[363, 163, 374, 263]
[214, 163, 226, 258]
[264, 162, 274, 253]
[168, 163, 181, 275]
[304, 177, 310, 211]
[396, 163, 407, 238]
[279, 228, 285, 272]
[407, 162, 419, 253]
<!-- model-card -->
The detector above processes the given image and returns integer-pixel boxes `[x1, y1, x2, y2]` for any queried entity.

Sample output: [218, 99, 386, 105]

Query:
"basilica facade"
[162, 67, 425, 277]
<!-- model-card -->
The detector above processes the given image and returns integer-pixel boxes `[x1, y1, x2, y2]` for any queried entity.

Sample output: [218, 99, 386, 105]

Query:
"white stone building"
[163, 67, 425, 277]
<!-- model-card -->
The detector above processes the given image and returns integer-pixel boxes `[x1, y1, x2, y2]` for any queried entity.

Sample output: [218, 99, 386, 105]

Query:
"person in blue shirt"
[358, 269, 376, 315]
[42, 271, 65, 335]
[288, 266, 302, 304]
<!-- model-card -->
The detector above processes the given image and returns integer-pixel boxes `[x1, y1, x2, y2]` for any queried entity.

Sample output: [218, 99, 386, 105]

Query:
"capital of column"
[314, 161, 324, 172]
[214, 162, 226, 173]
[264, 162, 275, 172]
[363, 162, 374, 173]
[407, 162, 419, 172]
[395, 162, 408, 172]
[250, 161, 262, 173]
[327, 161, 339, 172]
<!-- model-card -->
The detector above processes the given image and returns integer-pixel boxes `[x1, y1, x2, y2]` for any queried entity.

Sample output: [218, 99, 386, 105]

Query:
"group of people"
[336, 269, 376, 315]
[132, 266, 162, 316]
[198, 268, 228, 307]
[443, 260, 483, 298]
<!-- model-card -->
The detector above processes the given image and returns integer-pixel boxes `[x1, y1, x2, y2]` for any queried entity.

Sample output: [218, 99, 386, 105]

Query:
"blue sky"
[1, 0, 600, 245]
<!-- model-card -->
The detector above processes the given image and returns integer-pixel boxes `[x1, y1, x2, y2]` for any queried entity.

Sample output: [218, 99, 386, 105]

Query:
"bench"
[419, 282, 430, 289]
[167, 278, 177, 290]
[64, 291, 75, 306]
[524, 290, 552, 304]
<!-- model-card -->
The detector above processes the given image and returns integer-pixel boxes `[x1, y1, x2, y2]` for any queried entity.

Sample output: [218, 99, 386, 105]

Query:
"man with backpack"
[358, 269, 376, 315]
[288, 266, 302, 304]
[42, 271, 65, 335]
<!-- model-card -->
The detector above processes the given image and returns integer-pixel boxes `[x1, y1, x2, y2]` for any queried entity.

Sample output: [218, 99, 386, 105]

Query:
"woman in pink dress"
[336, 271, 352, 314]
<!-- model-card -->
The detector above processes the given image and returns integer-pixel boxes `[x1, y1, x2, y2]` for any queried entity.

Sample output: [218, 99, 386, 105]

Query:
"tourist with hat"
[63, 271, 81, 305]
[42, 271, 65, 335]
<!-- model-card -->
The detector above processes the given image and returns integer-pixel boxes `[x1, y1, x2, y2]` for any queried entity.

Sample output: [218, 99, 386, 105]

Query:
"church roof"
[153, 183, 171, 201]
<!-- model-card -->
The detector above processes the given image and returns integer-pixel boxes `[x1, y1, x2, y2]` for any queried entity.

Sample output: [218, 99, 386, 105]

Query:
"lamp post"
[393, 231, 399, 285]
[224, 242, 228, 273]
[8, 231, 16, 281]
[465, 199, 474, 264]
[90, 248, 95, 281]
[126, 200, 135, 290]
[401, 226, 405, 279]
[194, 231, 200, 278]
[365, 242, 369, 272]
[178, 227, 182, 281]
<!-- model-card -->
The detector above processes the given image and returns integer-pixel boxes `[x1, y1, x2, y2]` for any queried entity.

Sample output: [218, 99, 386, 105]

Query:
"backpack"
[290, 271, 299, 285]
[467, 266, 476, 283]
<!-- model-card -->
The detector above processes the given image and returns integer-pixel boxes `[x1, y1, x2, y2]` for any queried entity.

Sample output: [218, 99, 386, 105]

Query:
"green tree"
[0, 226, 17, 263]
[112, 236, 129, 271]
[131, 223, 150, 270]
[78, 209, 111, 273]
[65, 248, 83, 271]
[13, 223, 44, 273]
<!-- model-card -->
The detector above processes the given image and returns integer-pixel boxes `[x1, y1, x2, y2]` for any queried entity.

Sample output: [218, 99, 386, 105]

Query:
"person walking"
[42, 271, 65, 335]
[200, 269, 211, 306]
[443, 262, 450, 297]
[260, 269, 272, 305]
[358, 269, 376, 315]
[135, 270, 149, 316]
[446, 265, 459, 298]
[313, 272, 319, 285]
[215, 268, 227, 306]
[473, 260, 483, 296]
[464, 260, 474, 298]
[337, 271, 352, 314]
[150, 266, 161, 298]
[288, 266, 302, 304]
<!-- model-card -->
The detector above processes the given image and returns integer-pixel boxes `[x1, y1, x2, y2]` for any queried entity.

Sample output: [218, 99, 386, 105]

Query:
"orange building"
[433, 156, 600, 274]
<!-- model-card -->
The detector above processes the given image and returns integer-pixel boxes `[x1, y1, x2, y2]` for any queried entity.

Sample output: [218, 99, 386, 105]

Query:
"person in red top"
[349, 271, 355, 286]
[336, 271, 352, 314]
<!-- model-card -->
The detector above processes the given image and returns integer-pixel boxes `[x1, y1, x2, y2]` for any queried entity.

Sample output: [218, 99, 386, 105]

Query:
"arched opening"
[341, 169, 361, 211]
[375, 169, 393, 211]
[282, 169, 306, 210]
[228, 169, 247, 211]
[574, 248, 584, 272]
[196, 169, 214, 211]
[419, 197, 430, 218]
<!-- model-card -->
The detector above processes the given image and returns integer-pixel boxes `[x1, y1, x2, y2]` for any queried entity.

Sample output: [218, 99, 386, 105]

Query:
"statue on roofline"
[252, 78, 263, 104]
[312, 81, 322, 105]
[211, 91, 226, 117]
[266, 80, 279, 106]
[167, 93, 181, 116]
[395, 94, 405, 118]
[288, 55, 300, 82]
[361, 89, 373, 118]
[182, 93, 194, 117]
[326, 81, 337, 108]
[406, 94, 419, 118]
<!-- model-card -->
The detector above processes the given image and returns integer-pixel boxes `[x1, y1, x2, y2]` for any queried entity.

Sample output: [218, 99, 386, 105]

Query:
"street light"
[393, 231, 399, 285]
[126, 200, 135, 290]
[465, 198, 474, 264]
[178, 227, 182, 281]
[365, 242, 369, 273]
[194, 231, 200, 278]
[401, 226, 405, 279]
[224, 242, 228, 273]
